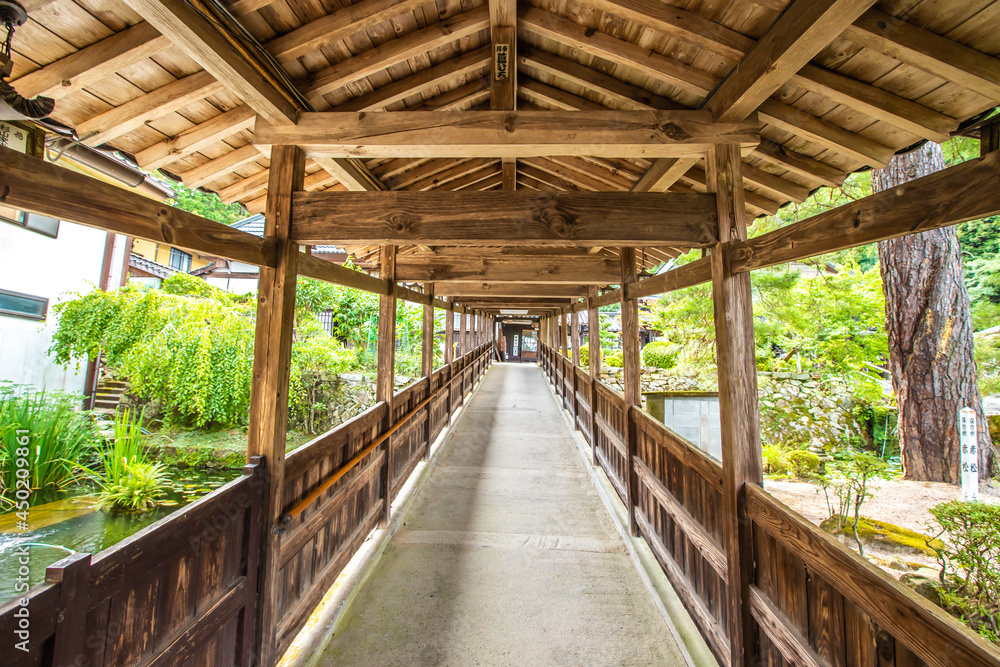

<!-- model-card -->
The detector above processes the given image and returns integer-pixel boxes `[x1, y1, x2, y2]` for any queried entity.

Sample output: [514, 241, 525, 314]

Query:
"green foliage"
[83, 408, 168, 512]
[975, 330, 1000, 396]
[762, 443, 790, 476]
[604, 349, 623, 368]
[788, 450, 821, 478]
[579, 344, 590, 367]
[928, 500, 1000, 643]
[818, 451, 894, 558]
[163, 174, 247, 225]
[0, 386, 98, 494]
[160, 273, 218, 298]
[642, 341, 680, 369]
[49, 281, 353, 428]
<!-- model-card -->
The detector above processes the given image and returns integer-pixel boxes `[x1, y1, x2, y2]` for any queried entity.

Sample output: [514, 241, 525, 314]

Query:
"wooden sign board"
[494, 43, 510, 80]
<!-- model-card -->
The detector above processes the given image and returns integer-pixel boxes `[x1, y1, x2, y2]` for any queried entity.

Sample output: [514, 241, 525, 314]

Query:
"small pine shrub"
[788, 450, 821, 478]
[642, 341, 680, 369]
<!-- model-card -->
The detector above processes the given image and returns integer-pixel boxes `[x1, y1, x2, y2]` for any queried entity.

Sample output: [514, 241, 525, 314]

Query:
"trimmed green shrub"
[642, 341, 680, 369]
[579, 345, 589, 367]
[788, 450, 821, 478]
[605, 350, 623, 368]
[762, 443, 790, 475]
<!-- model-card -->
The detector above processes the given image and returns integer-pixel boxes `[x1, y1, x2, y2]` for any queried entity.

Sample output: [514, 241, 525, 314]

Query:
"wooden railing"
[272, 342, 492, 657]
[538, 342, 1000, 667]
[1, 459, 266, 667]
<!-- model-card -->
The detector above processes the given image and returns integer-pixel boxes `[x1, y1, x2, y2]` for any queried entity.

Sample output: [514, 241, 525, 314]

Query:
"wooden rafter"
[135, 105, 256, 172]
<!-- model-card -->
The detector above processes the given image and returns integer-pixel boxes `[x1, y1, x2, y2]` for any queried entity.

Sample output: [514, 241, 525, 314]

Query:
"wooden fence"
[538, 342, 1000, 667]
[1, 459, 266, 667]
[1, 343, 492, 666]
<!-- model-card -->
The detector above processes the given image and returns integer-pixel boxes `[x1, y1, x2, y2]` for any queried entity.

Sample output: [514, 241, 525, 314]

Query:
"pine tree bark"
[873, 143, 991, 484]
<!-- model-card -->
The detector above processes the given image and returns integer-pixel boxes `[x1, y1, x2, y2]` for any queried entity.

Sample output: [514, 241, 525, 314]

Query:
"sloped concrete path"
[316, 362, 686, 666]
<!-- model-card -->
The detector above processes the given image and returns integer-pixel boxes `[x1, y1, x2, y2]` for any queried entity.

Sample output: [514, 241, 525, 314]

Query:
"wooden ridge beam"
[78, 71, 225, 148]
[121, 0, 299, 126]
[12, 22, 170, 101]
[290, 191, 719, 246]
[254, 110, 760, 159]
[135, 105, 256, 172]
[394, 255, 621, 283]
[299, 7, 490, 104]
[730, 150, 1000, 273]
[0, 147, 272, 267]
[704, 0, 877, 122]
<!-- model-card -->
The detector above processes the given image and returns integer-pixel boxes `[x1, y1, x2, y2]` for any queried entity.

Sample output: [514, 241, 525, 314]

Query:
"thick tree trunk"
[873, 143, 991, 484]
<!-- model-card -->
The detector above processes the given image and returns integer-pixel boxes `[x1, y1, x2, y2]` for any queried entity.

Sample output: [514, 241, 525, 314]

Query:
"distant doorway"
[501, 322, 538, 362]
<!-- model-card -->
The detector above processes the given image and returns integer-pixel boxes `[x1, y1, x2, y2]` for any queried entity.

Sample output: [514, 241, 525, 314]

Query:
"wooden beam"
[0, 147, 272, 267]
[844, 9, 1000, 102]
[394, 256, 621, 284]
[290, 191, 719, 247]
[265, 0, 426, 65]
[255, 110, 758, 159]
[12, 22, 170, 101]
[77, 71, 226, 147]
[180, 144, 264, 188]
[501, 158, 517, 191]
[297, 253, 389, 295]
[300, 7, 490, 104]
[730, 150, 1000, 273]
[434, 283, 589, 298]
[709, 144, 763, 667]
[752, 139, 847, 189]
[490, 0, 517, 111]
[705, 0, 876, 122]
[405, 158, 498, 191]
[335, 46, 490, 113]
[121, 0, 299, 126]
[245, 144, 304, 665]
[312, 157, 385, 191]
[632, 157, 698, 192]
[135, 105, 256, 171]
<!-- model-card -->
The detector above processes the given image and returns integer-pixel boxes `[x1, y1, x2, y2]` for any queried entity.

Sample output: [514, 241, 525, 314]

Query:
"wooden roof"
[9, 0, 1000, 297]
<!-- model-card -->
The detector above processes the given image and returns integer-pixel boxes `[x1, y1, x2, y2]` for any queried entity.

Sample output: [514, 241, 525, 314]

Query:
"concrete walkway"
[315, 363, 687, 666]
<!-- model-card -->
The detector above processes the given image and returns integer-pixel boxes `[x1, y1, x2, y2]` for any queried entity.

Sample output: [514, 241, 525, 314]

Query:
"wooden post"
[458, 310, 466, 356]
[560, 309, 569, 358]
[620, 247, 641, 537]
[421, 284, 435, 460]
[48, 552, 91, 665]
[588, 286, 601, 464]
[377, 244, 397, 527]
[982, 117, 1000, 155]
[710, 144, 763, 667]
[444, 299, 455, 365]
[571, 308, 581, 367]
[246, 144, 304, 666]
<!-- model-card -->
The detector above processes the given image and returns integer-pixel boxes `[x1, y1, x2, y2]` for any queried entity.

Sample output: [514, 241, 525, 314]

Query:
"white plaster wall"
[0, 220, 108, 393]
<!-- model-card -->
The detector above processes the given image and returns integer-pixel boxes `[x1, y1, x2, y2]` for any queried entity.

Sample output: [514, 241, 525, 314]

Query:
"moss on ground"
[820, 515, 944, 556]
[147, 427, 315, 470]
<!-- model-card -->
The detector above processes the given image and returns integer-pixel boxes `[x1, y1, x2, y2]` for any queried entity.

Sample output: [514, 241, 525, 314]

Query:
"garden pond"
[0, 465, 241, 604]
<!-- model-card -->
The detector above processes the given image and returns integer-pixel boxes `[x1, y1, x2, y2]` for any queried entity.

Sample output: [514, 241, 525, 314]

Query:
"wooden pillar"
[459, 310, 468, 356]
[588, 286, 601, 464]
[710, 144, 763, 667]
[246, 144, 304, 666]
[620, 248, 641, 537]
[421, 284, 435, 379]
[560, 309, 569, 358]
[571, 308, 581, 367]
[444, 300, 455, 365]
[376, 244, 397, 527]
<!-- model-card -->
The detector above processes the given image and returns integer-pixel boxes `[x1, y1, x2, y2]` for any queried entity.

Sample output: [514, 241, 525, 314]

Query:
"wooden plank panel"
[290, 191, 717, 246]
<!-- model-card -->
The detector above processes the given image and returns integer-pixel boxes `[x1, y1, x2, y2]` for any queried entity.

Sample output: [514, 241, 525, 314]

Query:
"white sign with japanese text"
[960, 406, 978, 502]
[0, 121, 29, 153]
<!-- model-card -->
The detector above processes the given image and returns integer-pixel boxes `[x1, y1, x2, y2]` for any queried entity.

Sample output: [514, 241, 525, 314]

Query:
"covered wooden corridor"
[310, 362, 689, 666]
[3, 0, 1000, 665]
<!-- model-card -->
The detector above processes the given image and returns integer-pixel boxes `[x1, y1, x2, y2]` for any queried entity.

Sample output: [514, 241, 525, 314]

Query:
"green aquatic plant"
[0, 385, 97, 494]
[82, 408, 168, 512]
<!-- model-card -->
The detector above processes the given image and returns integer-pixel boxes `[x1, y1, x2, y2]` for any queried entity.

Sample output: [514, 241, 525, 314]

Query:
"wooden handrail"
[279, 348, 487, 527]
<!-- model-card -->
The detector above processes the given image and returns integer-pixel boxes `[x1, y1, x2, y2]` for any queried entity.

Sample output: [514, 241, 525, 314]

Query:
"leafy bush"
[0, 386, 97, 493]
[605, 350, 624, 368]
[579, 345, 589, 367]
[928, 501, 1000, 642]
[788, 450, 821, 478]
[762, 443, 790, 475]
[818, 451, 893, 558]
[642, 341, 680, 369]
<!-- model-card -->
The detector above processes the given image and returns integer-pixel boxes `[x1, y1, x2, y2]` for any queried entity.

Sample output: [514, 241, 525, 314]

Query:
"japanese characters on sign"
[0, 121, 28, 154]
[959, 406, 978, 502]
[494, 43, 510, 81]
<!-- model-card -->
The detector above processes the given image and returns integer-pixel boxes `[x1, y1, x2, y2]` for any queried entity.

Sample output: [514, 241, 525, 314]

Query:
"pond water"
[0, 466, 241, 605]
